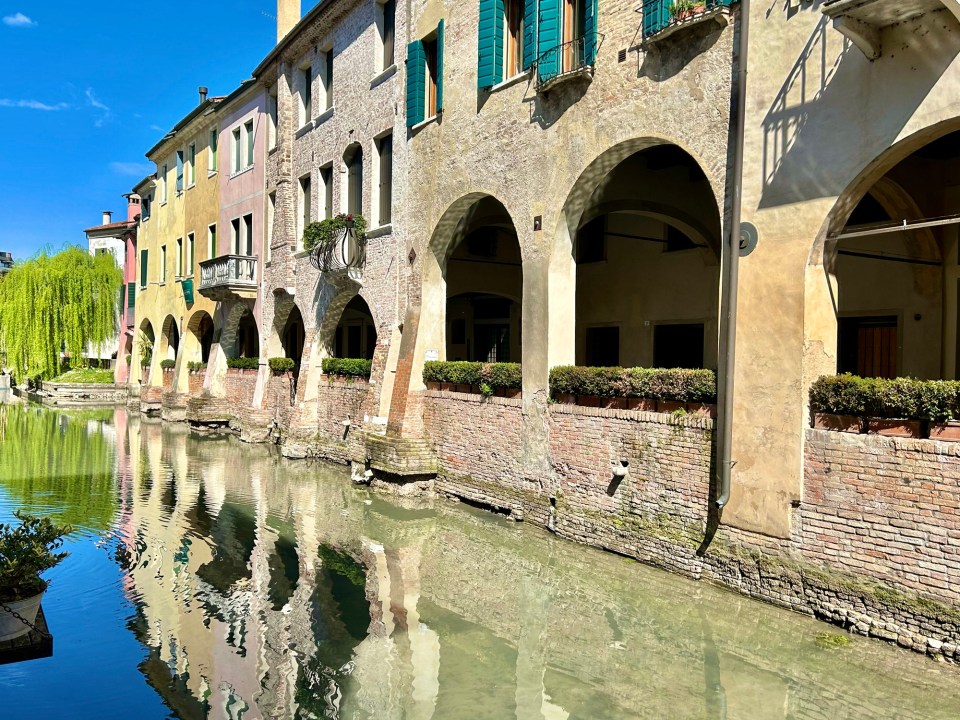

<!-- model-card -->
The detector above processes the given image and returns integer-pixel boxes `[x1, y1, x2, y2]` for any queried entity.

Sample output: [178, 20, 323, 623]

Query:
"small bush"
[322, 357, 373, 378]
[810, 374, 960, 421]
[549, 366, 717, 402]
[303, 214, 368, 252]
[423, 361, 523, 388]
[481, 362, 522, 389]
[227, 356, 260, 370]
[269, 357, 296, 372]
[187, 361, 207, 372]
[160, 359, 176, 370]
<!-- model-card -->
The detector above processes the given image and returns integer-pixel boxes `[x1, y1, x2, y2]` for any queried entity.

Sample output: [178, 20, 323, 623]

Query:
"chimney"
[198, 86, 208, 104]
[277, 0, 301, 42]
[102, 211, 113, 225]
[126, 194, 141, 222]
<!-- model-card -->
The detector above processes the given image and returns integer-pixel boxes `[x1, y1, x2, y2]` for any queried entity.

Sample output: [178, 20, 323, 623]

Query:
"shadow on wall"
[760, 13, 960, 208]
[638, 20, 723, 84]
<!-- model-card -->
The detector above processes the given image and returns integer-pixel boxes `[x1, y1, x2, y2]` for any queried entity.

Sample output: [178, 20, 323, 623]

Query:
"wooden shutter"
[127, 282, 136, 310]
[478, 0, 505, 88]
[523, 0, 538, 70]
[642, 0, 670, 37]
[436, 20, 445, 112]
[584, 0, 598, 65]
[406, 40, 426, 127]
[538, 0, 561, 81]
[140, 249, 148, 287]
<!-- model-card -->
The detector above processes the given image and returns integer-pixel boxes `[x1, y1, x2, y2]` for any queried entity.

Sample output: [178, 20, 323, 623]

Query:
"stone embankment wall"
[421, 392, 960, 660]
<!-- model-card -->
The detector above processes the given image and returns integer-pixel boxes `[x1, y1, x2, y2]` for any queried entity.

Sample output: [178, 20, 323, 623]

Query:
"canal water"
[1, 406, 959, 719]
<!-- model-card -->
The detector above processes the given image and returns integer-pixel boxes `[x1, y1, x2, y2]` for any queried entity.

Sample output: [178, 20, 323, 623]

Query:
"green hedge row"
[187, 361, 207, 372]
[268, 357, 296, 372]
[227, 357, 260, 370]
[549, 366, 716, 403]
[160, 359, 176, 370]
[810, 374, 960, 421]
[322, 357, 373, 378]
[422, 361, 522, 389]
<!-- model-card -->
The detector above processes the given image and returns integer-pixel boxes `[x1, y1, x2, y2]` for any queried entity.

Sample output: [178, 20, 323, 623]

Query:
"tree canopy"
[0, 247, 123, 380]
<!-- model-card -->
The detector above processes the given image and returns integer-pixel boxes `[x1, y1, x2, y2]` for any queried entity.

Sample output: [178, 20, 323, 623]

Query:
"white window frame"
[298, 174, 312, 249]
[232, 128, 242, 173]
[187, 142, 196, 187]
[298, 61, 313, 127]
[208, 128, 218, 174]
[208, 223, 217, 259]
[319, 48, 333, 113]
[267, 85, 278, 152]
[375, 0, 397, 73]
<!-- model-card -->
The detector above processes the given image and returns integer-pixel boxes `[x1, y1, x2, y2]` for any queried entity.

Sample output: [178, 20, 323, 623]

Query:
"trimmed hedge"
[187, 361, 207, 372]
[268, 357, 296, 372]
[227, 357, 260, 370]
[549, 366, 716, 403]
[810, 374, 960, 421]
[160, 359, 176, 370]
[422, 361, 522, 389]
[322, 357, 373, 378]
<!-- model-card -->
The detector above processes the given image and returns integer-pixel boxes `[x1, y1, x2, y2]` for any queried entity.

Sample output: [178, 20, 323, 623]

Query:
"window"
[142, 195, 151, 220]
[208, 224, 217, 259]
[187, 233, 195, 275]
[244, 120, 254, 168]
[406, 22, 444, 127]
[231, 218, 241, 255]
[208, 129, 218, 173]
[299, 63, 312, 126]
[319, 165, 333, 220]
[161, 165, 168, 203]
[266, 192, 276, 262]
[176, 238, 183, 277]
[320, 49, 333, 111]
[140, 249, 148, 288]
[344, 146, 363, 216]
[160, 245, 167, 283]
[376, 133, 393, 226]
[267, 85, 278, 151]
[232, 128, 241, 173]
[243, 214, 253, 256]
[653, 324, 705, 369]
[299, 175, 312, 246]
[534, 0, 597, 83]
[176, 150, 184, 193]
[478, 0, 535, 88]
[839, 316, 898, 378]
[187, 142, 196, 186]
[504, 0, 523, 78]
[377, 0, 396, 70]
[585, 326, 619, 367]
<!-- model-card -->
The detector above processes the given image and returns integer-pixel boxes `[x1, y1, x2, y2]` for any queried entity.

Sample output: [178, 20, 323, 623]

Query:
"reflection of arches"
[160, 315, 180, 361]
[559, 142, 722, 368]
[186, 311, 214, 364]
[333, 295, 377, 360]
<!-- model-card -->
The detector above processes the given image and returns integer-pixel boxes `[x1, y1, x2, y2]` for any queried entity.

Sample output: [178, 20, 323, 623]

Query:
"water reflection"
[1, 404, 960, 719]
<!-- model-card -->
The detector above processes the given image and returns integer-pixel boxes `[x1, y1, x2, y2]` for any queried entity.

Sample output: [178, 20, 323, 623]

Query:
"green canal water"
[1, 405, 959, 719]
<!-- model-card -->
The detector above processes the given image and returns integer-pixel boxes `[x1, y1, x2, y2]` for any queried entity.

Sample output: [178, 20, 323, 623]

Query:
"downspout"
[716, 0, 750, 509]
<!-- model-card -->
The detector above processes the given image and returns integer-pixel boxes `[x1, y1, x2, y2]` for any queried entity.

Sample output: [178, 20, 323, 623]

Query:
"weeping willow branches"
[0, 247, 123, 380]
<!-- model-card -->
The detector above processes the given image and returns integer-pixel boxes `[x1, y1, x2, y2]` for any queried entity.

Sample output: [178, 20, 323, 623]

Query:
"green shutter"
[478, 0, 505, 89]
[537, 0, 561, 82]
[642, 0, 670, 37]
[436, 19, 445, 112]
[585, 0, 598, 65]
[523, 0, 538, 70]
[127, 282, 136, 310]
[140, 249, 148, 288]
[182, 277, 194, 305]
[406, 40, 425, 127]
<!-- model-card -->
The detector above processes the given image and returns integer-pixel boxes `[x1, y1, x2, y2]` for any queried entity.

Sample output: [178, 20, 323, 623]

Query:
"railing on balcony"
[534, 33, 605, 93]
[642, 0, 735, 40]
[198, 255, 258, 300]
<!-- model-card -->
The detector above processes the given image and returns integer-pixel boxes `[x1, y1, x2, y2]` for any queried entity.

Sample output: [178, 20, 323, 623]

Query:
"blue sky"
[0, 2, 292, 261]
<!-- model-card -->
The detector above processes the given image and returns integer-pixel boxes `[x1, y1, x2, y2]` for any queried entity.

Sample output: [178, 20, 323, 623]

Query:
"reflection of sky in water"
[1, 406, 960, 719]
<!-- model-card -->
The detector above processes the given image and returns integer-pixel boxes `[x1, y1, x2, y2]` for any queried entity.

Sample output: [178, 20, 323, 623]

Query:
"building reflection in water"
[77, 407, 959, 720]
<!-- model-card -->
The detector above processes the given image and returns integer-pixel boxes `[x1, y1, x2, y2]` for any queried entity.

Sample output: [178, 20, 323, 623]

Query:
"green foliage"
[668, 0, 694, 16]
[550, 366, 717, 402]
[52, 368, 115, 384]
[0, 247, 123, 381]
[227, 357, 260, 370]
[0, 509, 73, 601]
[125, 354, 132, 366]
[810, 374, 960, 420]
[187, 361, 207, 372]
[815, 632, 852, 649]
[322, 357, 373, 378]
[422, 361, 522, 388]
[268, 357, 296, 372]
[317, 544, 366, 588]
[482, 362, 522, 389]
[138, 330, 153, 367]
[302, 214, 368, 252]
[479, 382, 494, 397]
[160, 359, 176, 370]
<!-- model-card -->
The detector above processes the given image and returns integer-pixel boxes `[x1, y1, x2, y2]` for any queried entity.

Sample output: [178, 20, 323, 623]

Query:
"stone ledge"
[425, 389, 522, 407]
[551, 401, 714, 428]
[807, 427, 960, 456]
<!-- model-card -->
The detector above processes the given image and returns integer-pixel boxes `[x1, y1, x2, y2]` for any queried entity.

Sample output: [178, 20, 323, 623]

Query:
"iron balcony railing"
[642, 0, 736, 39]
[534, 33, 605, 93]
[198, 255, 258, 293]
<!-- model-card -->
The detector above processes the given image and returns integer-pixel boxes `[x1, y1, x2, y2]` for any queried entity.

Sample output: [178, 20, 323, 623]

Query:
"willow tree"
[0, 247, 122, 380]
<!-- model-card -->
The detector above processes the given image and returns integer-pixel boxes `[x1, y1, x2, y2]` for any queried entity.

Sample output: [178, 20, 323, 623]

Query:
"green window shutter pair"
[537, 0, 561, 82]
[478, 0, 505, 89]
[140, 249, 148, 288]
[406, 20, 445, 127]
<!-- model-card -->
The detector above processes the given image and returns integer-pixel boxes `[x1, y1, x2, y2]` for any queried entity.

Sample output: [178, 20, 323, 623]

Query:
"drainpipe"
[716, 0, 750, 509]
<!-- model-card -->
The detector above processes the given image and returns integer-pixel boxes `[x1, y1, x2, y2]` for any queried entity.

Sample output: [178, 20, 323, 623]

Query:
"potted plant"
[809, 375, 865, 433]
[269, 357, 296, 375]
[0, 512, 72, 642]
[669, 0, 695, 21]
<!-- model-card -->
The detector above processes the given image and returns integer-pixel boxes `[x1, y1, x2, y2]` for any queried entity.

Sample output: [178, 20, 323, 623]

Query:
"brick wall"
[311, 376, 374, 463]
[161, 370, 174, 391]
[187, 372, 204, 396]
[225, 369, 257, 408]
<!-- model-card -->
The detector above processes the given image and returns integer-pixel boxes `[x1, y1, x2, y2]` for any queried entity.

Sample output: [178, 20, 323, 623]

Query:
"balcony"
[823, 0, 953, 59]
[198, 255, 258, 301]
[642, 0, 735, 43]
[535, 33, 605, 94]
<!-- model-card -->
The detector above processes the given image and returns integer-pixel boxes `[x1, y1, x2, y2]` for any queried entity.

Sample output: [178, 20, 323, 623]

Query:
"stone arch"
[159, 315, 180, 361]
[221, 302, 260, 360]
[134, 318, 156, 385]
[550, 140, 724, 370]
[185, 310, 215, 365]
[315, 289, 382, 359]
[268, 291, 302, 360]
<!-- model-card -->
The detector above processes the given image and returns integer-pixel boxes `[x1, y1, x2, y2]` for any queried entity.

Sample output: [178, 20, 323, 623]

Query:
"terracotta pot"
[865, 418, 922, 438]
[493, 387, 505, 397]
[470, 384, 482, 394]
[692, 3, 706, 13]
[440, 382, 455, 392]
[0, 588, 44, 642]
[626, 397, 657, 412]
[812, 413, 863, 433]
[555, 392, 577, 404]
[930, 421, 960, 441]
[658, 400, 686, 414]
[687, 402, 718, 419]
[504, 388, 522, 399]
[578, 395, 602, 407]
[602, 397, 627, 410]
[455, 383, 473, 393]
[426, 381, 441, 391]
